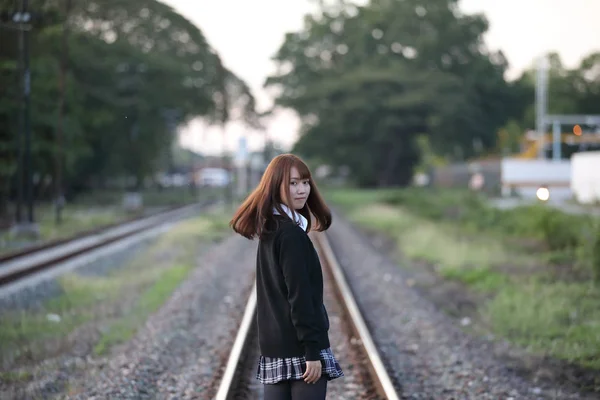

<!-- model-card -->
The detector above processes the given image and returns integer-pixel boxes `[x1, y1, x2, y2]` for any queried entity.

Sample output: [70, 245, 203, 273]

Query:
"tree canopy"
[266, 0, 600, 187]
[0, 0, 259, 212]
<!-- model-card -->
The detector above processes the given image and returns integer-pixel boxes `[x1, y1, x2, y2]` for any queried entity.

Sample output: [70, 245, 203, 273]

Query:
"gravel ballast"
[319, 239, 374, 400]
[6, 207, 594, 399]
[326, 210, 592, 400]
[68, 233, 257, 399]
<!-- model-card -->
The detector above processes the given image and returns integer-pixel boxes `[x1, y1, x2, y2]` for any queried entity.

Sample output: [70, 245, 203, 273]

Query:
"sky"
[159, 0, 600, 157]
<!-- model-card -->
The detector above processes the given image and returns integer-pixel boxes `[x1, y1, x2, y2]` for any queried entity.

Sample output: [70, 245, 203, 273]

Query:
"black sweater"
[255, 217, 330, 361]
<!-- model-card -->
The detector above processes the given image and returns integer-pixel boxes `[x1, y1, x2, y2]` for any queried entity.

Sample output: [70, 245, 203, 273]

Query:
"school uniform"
[255, 205, 344, 385]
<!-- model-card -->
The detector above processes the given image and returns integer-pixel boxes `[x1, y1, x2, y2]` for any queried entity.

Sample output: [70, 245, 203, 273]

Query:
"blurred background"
[1, 0, 600, 389]
[1, 0, 599, 242]
[1, 0, 600, 236]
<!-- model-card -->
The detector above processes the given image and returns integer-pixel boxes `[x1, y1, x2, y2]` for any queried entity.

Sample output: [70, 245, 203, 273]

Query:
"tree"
[0, 0, 259, 218]
[265, 0, 515, 186]
[498, 51, 600, 152]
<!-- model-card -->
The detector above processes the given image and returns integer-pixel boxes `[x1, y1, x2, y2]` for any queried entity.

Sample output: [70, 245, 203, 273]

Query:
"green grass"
[37, 207, 124, 238]
[0, 205, 124, 255]
[0, 273, 121, 354]
[325, 186, 600, 371]
[0, 310, 87, 353]
[323, 187, 402, 212]
[0, 187, 221, 256]
[93, 264, 192, 355]
[73, 186, 217, 208]
[349, 203, 533, 275]
[487, 281, 600, 369]
[0, 206, 232, 368]
[0, 370, 32, 383]
[441, 267, 509, 292]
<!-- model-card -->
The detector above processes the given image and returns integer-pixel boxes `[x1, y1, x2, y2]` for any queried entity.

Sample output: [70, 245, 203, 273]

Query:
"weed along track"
[327, 200, 600, 400]
[0, 205, 246, 400]
[3, 199, 596, 399]
[211, 231, 402, 400]
[0, 202, 208, 289]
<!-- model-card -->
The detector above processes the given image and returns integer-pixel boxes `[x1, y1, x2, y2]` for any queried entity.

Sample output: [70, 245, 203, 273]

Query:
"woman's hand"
[303, 360, 322, 384]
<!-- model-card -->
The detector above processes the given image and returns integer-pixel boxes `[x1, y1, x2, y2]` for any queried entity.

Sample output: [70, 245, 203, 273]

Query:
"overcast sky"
[159, 0, 600, 156]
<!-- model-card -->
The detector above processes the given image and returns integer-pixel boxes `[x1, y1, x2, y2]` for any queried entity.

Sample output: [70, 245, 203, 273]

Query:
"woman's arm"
[278, 228, 322, 361]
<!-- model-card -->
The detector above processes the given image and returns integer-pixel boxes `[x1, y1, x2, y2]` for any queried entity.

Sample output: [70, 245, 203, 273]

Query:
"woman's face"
[280, 166, 310, 210]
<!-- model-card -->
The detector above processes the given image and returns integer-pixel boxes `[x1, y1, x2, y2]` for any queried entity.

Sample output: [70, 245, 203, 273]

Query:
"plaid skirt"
[256, 347, 344, 384]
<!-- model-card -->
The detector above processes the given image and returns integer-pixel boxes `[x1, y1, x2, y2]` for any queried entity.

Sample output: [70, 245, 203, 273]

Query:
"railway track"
[212, 231, 402, 400]
[0, 202, 209, 287]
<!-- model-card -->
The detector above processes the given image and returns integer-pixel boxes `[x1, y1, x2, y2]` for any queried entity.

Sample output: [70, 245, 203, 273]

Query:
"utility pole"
[535, 55, 549, 159]
[10, 0, 39, 237]
[55, 0, 72, 224]
[22, 0, 34, 225]
[15, 8, 25, 224]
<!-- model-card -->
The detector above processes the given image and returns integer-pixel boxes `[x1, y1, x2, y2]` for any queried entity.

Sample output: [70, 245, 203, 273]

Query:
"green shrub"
[383, 188, 483, 221]
[593, 228, 600, 283]
[495, 205, 546, 237]
[382, 188, 595, 254]
[579, 221, 600, 283]
[533, 207, 584, 251]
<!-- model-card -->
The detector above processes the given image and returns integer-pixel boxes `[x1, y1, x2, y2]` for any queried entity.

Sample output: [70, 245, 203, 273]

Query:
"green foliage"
[323, 186, 403, 211]
[0, 210, 232, 366]
[0, 0, 258, 204]
[575, 221, 600, 283]
[533, 208, 582, 251]
[593, 226, 600, 282]
[265, 1, 600, 186]
[504, 51, 600, 147]
[497, 119, 526, 154]
[488, 281, 600, 369]
[440, 267, 508, 292]
[94, 263, 192, 355]
[327, 187, 600, 371]
[266, 0, 519, 186]
[393, 188, 600, 282]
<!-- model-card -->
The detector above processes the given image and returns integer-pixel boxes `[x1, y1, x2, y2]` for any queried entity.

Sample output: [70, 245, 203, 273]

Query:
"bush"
[383, 188, 595, 254]
[383, 188, 483, 221]
[593, 228, 600, 283]
[533, 207, 586, 251]
[580, 221, 600, 283]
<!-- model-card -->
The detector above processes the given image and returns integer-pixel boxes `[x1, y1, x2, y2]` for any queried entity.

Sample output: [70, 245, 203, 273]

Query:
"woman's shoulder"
[263, 217, 304, 244]
[277, 218, 306, 235]
[260, 217, 302, 241]
[276, 226, 310, 256]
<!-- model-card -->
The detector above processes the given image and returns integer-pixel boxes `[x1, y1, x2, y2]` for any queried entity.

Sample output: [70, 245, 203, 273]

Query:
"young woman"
[230, 154, 343, 399]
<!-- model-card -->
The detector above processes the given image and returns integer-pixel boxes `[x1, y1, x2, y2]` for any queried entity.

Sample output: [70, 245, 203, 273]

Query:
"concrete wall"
[430, 153, 600, 205]
[500, 158, 572, 201]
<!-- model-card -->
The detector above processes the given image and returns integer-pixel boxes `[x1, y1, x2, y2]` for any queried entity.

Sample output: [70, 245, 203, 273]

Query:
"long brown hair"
[230, 153, 332, 240]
